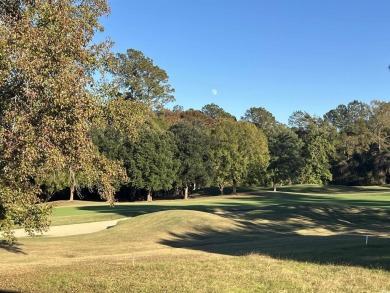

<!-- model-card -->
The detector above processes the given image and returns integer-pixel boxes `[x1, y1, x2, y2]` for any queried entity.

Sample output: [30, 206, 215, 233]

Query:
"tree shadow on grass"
[69, 191, 390, 270]
[275, 184, 390, 194]
[75, 190, 390, 219]
[0, 240, 26, 254]
[161, 227, 390, 270]
[158, 203, 390, 271]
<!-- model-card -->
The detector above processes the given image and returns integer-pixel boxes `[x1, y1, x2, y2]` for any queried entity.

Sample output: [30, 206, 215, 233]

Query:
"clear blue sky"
[97, 0, 390, 124]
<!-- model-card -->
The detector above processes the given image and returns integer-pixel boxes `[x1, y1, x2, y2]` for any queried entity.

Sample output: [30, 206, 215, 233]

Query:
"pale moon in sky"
[211, 89, 218, 96]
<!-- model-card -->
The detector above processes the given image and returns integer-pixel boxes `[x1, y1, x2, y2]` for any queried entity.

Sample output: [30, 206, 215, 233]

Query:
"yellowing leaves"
[0, 0, 119, 243]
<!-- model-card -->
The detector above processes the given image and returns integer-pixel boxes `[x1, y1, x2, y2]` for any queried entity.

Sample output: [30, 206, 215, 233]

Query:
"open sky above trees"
[97, 0, 390, 123]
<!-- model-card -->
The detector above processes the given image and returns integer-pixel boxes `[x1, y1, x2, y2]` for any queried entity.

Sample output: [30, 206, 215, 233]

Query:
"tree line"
[0, 0, 389, 243]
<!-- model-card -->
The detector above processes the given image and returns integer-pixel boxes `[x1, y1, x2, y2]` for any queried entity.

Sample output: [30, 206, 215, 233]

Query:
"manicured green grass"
[1, 185, 390, 292]
[276, 183, 390, 194]
[50, 185, 390, 226]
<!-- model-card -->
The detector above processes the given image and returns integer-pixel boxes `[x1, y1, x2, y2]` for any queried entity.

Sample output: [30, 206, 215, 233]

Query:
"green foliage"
[288, 110, 318, 131]
[36, 171, 69, 201]
[299, 122, 336, 184]
[370, 100, 390, 151]
[126, 127, 179, 199]
[267, 125, 304, 189]
[0, 183, 52, 244]
[212, 120, 269, 194]
[201, 103, 236, 121]
[288, 111, 337, 184]
[324, 100, 372, 134]
[241, 106, 278, 136]
[212, 120, 238, 194]
[0, 0, 127, 243]
[170, 121, 214, 193]
[324, 100, 372, 157]
[332, 145, 390, 185]
[324, 100, 390, 185]
[111, 48, 175, 109]
[157, 108, 215, 129]
[104, 96, 151, 141]
[239, 121, 270, 186]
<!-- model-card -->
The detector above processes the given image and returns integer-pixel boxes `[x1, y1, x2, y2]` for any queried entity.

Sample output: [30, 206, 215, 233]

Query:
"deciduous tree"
[241, 107, 278, 136]
[0, 0, 126, 243]
[212, 120, 269, 195]
[170, 121, 214, 199]
[201, 103, 236, 121]
[111, 48, 175, 110]
[127, 127, 179, 201]
[267, 126, 303, 191]
[300, 122, 336, 184]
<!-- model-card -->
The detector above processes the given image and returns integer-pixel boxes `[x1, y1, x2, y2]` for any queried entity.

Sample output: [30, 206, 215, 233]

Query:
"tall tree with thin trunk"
[370, 100, 390, 151]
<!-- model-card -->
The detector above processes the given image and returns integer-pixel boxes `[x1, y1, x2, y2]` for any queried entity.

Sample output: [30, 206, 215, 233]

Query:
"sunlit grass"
[2, 254, 389, 293]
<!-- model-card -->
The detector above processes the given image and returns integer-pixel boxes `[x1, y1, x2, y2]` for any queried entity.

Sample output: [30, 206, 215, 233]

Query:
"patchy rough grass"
[1, 187, 390, 292]
[2, 254, 389, 293]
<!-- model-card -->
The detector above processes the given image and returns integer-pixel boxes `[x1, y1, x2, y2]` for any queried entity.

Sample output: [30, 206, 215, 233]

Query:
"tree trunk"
[273, 182, 277, 192]
[184, 185, 189, 200]
[232, 178, 237, 195]
[147, 190, 152, 202]
[193, 182, 196, 190]
[218, 183, 224, 195]
[69, 168, 75, 201]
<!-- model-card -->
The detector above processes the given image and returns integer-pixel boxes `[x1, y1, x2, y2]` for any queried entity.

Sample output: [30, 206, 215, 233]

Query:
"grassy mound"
[83, 209, 240, 250]
[112, 209, 238, 239]
[0, 210, 238, 263]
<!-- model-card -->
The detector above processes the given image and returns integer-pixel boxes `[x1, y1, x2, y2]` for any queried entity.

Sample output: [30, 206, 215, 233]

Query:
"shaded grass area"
[0, 240, 25, 255]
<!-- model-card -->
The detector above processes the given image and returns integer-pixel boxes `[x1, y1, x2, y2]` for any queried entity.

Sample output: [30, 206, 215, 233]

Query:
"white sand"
[3, 218, 128, 238]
